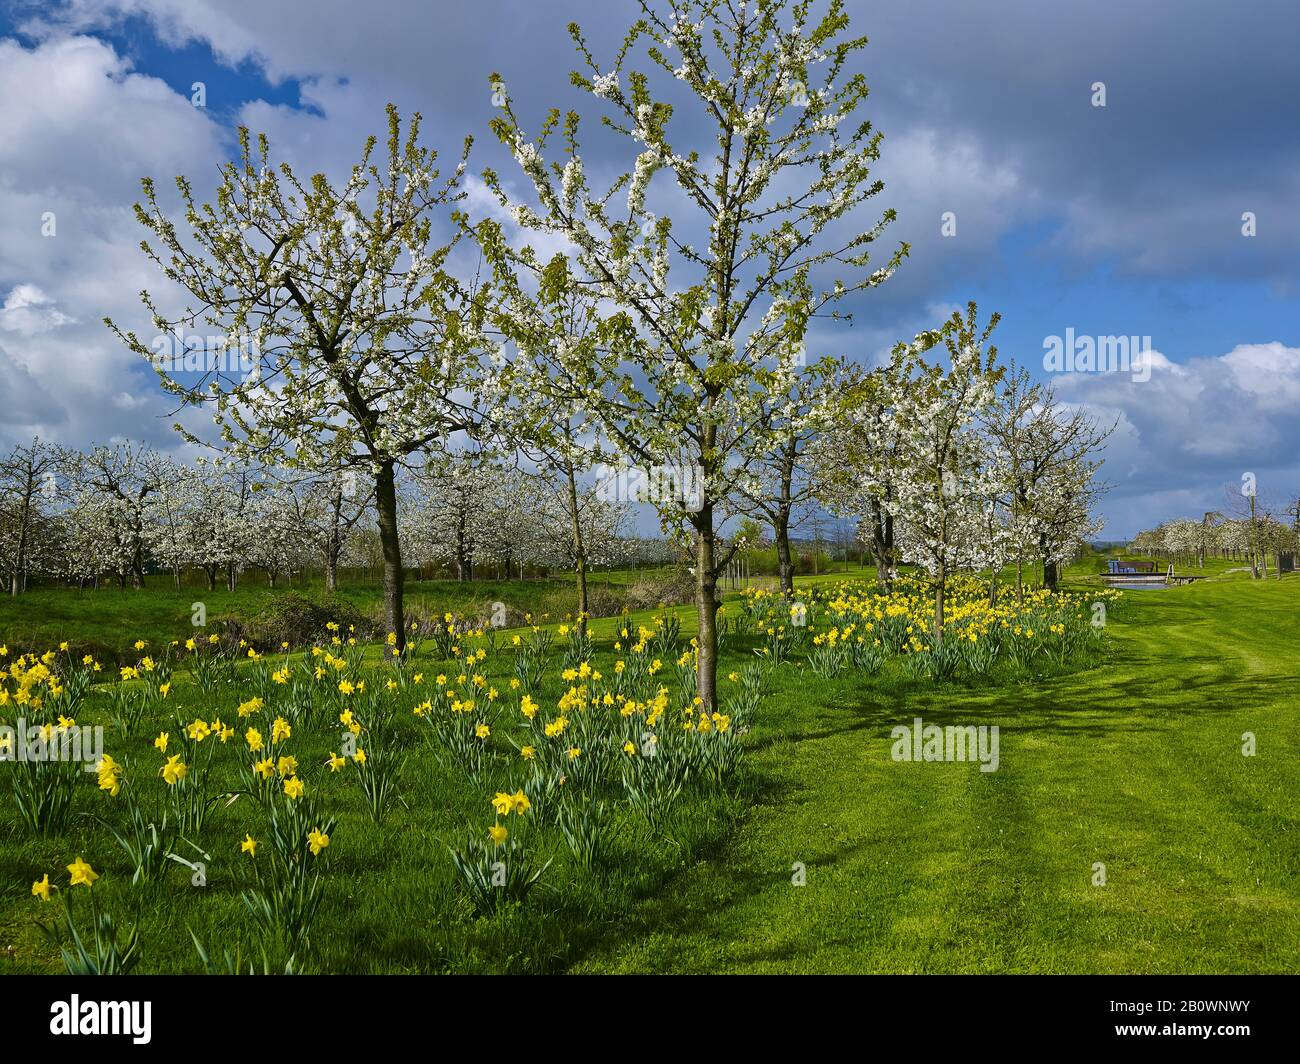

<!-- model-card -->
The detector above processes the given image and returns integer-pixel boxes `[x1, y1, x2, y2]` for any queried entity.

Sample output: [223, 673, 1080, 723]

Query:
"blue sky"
[1, 0, 1298, 539]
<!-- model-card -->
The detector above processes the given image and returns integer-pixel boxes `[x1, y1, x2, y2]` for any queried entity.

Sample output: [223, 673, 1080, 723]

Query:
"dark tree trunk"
[933, 564, 946, 642]
[693, 510, 720, 712]
[454, 506, 471, 582]
[774, 446, 797, 596]
[326, 489, 343, 592]
[11, 479, 31, 596]
[375, 458, 406, 653]
[774, 507, 794, 596]
[566, 466, 589, 632]
[867, 499, 892, 589]
[1043, 558, 1059, 592]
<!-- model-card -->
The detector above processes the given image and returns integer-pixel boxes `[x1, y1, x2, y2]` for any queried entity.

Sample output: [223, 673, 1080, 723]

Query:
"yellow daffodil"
[67, 857, 98, 888]
[161, 755, 187, 785]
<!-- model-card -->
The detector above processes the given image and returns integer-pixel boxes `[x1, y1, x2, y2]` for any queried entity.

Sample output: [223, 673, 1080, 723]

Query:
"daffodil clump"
[6, 567, 1125, 973]
[19, 572, 1117, 966]
[2, 647, 101, 834]
[739, 576, 1119, 683]
[31, 858, 140, 975]
[7, 601, 754, 971]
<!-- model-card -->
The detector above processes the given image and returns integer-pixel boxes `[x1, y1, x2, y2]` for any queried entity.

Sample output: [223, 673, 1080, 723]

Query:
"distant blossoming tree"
[0, 438, 57, 596]
[60, 443, 173, 590]
[736, 357, 845, 595]
[982, 364, 1111, 594]
[887, 305, 1005, 639]
[108, 106, 493, 649]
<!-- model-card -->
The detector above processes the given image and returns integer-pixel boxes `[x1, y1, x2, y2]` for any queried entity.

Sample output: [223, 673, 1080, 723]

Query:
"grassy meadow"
[0, 556, 1296, 974]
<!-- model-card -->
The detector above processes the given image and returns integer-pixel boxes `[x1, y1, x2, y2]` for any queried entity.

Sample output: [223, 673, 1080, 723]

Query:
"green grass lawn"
[0, 564, 1296, 974]
[575, 572, 1300, 973]
[0, 574, 639, 665]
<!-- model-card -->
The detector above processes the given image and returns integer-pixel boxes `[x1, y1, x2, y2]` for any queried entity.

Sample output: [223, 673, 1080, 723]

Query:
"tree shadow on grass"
[565, 608, 1299, 971]
[821, 657, 1287, 742]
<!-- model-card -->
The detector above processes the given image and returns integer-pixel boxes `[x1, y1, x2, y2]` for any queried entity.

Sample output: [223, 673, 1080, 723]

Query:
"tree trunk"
[933, 567, 946, 643]
[774, 508, 794, 596]
[326, 490, 343, 592]
[693, 510, 720, 712]
[1249, 496, 1262, 579]
[566, 466, 589, 632]
[866, 500, 892, 589]
[454, 506, 471, 582]
[1043, 558, 1059, 592]
[375, 458, 406, 653]
[11, 488, 30, 596]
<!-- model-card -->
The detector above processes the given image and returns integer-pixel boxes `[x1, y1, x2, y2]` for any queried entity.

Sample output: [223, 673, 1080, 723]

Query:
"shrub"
[236, 592, 372, 649]
[535, 583, 627, 621]
[626, 569, 696, 610]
